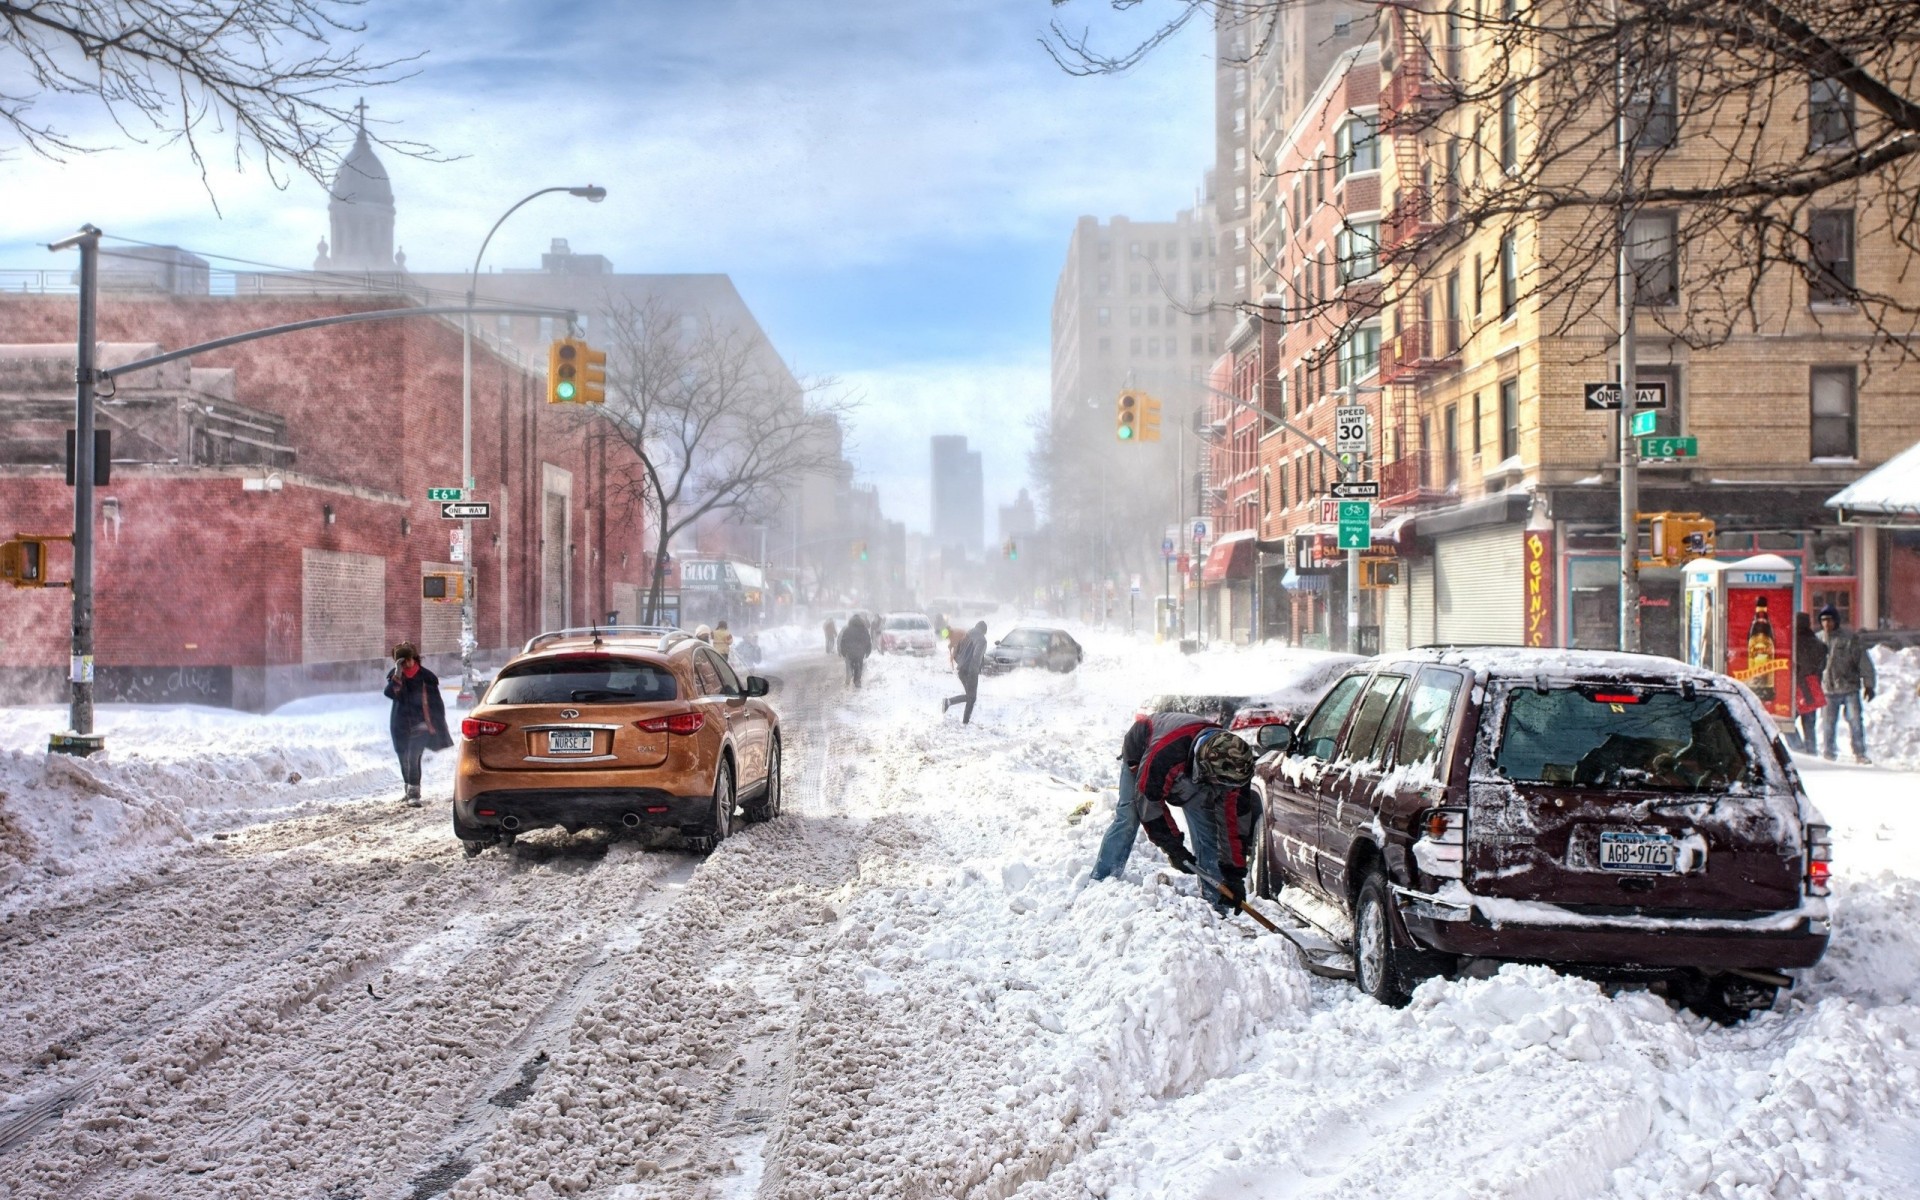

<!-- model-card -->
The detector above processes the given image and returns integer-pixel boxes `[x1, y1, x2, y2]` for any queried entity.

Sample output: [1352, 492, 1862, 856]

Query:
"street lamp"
[459, 185, 607, 703]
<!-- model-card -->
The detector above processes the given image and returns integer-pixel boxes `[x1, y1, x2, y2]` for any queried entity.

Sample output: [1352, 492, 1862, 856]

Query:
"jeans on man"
[1821, 689, 1866, 760]
[397, 733, 430, 788]
[1182, 798, 1230, 912]
[944, 670, 980, 724]
[1792, 708, 1819, 753]
[1090, 766, 1140, 881]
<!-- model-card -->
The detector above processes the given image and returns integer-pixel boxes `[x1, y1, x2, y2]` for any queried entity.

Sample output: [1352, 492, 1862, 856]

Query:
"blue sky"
[0, 0, 1213, 535]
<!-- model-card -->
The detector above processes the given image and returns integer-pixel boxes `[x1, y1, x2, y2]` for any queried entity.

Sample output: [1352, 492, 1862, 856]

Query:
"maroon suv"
[1251, 647, 1831, 1020]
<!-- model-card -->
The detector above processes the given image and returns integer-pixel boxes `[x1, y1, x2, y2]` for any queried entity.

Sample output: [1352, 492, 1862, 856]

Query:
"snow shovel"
[1184, 861, 1281, 934]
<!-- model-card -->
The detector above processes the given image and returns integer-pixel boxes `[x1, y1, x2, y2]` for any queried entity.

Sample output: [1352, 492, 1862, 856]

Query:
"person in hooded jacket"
[1791, 610, 1827, 752]
[383, 641, 452, 806]
[943, 621, 989, 723]
[1092, 711, 1258, 914]
[1818, 604, 1875, 763]
[838, 613, 873, 687]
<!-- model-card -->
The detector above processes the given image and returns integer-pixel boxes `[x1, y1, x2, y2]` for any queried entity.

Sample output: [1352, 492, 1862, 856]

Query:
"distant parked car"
[878, 612, 938, 656]
[983, 627, 1083, 674]
[1251, 647, 1830, 1022]
[1137, 653, 1364, 742]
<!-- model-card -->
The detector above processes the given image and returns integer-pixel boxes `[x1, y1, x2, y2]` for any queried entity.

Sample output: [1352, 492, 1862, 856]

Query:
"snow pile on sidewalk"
[0, 695, 417, 899]
[1865, 645, 1920, 769]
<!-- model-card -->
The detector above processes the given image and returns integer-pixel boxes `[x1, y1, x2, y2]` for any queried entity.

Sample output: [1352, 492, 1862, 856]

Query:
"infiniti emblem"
[559, 708, 580, 719]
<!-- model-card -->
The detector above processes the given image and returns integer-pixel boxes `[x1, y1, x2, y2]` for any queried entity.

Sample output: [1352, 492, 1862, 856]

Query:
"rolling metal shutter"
[1410, 560, 1435, 648]
[1382, 573, 1409, 652]
[1433, 524, 1525, 644]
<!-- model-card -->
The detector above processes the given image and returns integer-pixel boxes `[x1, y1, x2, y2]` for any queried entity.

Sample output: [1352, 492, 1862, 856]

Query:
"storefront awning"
[1202, 530, 1257, 583]
[1281, 568, 1329, 592]
[1828, 440, 1920, 527]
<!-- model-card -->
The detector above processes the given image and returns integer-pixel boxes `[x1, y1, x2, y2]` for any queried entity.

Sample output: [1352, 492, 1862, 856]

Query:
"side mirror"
[745, 676, 770, 697]
[1256, 724, 1294, 754]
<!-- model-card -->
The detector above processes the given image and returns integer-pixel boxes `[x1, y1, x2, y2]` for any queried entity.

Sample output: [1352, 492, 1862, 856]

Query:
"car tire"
[697, 758, 734, 854]
[743, 737, 782, 823]
[453, 808, 494, 855]
[1250, 814, 1278, 900]
[1354, 871, 1414, 1008]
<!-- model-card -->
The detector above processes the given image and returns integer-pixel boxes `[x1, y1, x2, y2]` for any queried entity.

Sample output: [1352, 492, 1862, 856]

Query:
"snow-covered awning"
[732, 561, 765, 589]
[1827, 440, 1920, 527]
[1202, 530, 1257, 583]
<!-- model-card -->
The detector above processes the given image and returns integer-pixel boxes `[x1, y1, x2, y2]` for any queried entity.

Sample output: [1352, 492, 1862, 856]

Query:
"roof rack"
[522, 625, 682, 654]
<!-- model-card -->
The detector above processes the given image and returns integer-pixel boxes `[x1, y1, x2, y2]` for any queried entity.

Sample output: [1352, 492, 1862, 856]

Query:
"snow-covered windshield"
[1001, 629, 1050, 648]
[488, 657, 678, 704]
[1495, 687, 1753, 793]
[884, 615, 930, 631]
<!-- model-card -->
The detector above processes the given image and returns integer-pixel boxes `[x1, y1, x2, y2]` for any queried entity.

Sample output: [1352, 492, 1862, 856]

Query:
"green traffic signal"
[556, 380, 577, 401]
[1117, 425, 1134, 440]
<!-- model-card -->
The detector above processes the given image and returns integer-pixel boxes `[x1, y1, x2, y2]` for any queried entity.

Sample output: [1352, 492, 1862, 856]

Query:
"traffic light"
[422, 571, 465, 603]
[1004, 538, 1018, 561]
[1116, 390, 1141, 441]
[547, 337, 581, 403]
[578, 342, 607, 404]
[1139, 394, 1162, 442]
[853, 539, 869, 561]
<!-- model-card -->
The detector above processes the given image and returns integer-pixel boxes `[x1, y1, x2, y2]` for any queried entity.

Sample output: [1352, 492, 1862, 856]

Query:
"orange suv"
[453, 627, 782, 854]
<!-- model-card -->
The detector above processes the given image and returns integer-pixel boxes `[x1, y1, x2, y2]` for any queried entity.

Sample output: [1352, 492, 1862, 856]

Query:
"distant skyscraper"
[930, 435, 984, 557]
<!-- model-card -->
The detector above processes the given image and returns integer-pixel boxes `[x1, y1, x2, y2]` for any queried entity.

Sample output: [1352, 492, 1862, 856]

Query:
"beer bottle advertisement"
[1725, 586, 1795, 721]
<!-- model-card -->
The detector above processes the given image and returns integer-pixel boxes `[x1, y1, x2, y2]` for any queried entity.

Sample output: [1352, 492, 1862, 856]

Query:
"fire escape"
[1378, 4, 1458, 509]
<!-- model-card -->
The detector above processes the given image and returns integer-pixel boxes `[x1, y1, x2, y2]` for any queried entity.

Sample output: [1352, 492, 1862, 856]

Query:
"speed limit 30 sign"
[1334, 405, 1371, 455]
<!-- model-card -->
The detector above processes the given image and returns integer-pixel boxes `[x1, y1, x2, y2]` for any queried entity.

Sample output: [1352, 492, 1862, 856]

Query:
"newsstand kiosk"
[1683, 553, 1798, 729]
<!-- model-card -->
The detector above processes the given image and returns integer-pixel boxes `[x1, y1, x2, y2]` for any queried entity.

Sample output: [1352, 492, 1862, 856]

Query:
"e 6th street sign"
[1584, 381, 1669, 411]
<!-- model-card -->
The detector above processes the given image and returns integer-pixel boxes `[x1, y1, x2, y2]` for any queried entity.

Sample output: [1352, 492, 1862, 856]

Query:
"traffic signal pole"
[48, 226, 102, 754]
[1615, 4, 1642, 654]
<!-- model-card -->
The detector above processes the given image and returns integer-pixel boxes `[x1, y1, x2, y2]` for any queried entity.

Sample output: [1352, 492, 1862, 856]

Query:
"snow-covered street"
[1, 632, 1918, 1199]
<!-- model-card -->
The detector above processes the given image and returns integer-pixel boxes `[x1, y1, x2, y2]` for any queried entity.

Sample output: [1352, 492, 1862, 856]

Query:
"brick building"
[0, 291, 651, 709]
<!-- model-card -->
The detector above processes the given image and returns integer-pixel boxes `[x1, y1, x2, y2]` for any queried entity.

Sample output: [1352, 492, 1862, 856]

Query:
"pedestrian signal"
[0, 534, 68, 589]
[422, 571, 465, 602]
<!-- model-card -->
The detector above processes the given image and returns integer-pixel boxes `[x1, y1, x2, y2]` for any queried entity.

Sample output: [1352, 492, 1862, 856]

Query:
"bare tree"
[1, 0, 431, 190]
[591, 297, 852, 625]
[1050, 0, 1920, 359]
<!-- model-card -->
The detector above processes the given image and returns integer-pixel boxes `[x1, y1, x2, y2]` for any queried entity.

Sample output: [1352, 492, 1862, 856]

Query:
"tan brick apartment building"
[1210, 2, 1920, 651]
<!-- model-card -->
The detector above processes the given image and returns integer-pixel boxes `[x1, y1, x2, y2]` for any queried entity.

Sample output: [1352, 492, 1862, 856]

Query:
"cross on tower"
[354, 96, 367, 133]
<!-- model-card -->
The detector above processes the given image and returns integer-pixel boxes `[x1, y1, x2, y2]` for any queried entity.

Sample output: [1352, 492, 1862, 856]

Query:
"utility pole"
[1346, 375, 1363, 656]
[48, 226, 104, 755]
[1616, 1, 1642, 653]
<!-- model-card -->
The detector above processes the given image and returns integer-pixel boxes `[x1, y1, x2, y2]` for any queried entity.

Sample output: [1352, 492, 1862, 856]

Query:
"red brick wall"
[0, 293, 652, 703]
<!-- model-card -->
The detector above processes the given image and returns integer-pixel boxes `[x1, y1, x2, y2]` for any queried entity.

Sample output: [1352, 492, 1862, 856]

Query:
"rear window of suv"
[1495, 686, 1752, 793]
[487, 656, 678, 704]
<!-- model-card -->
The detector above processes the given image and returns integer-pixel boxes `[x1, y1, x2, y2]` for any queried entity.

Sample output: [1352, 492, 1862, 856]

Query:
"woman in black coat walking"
[383, 642, 452, 806]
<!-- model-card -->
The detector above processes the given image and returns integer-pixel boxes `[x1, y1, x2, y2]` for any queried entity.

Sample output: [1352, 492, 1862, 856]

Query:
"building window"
[1418, 416, 1433, 486]
[1336, 220, 1381, 283]
[1810, 366, 1857, 459]
[1808, 209, 1855, 304]
[1471, 391, 1483, 454]
[1499, 377, 1520, 461]
[1098, 240, 1112, 260]
[1235, 265, 1248, 292]
[1499, 232, 1518, 318]
[1129, 307, 1142, 326]
[1130, 241, 1142, 258]
[1234, 227, 1247, 251]
[1443, 403, 1459, 486]
[1809, 77, 1855, 150]
[1294, 364, 1305, 415]
[1337, 324, 1382, 388]
[1130, 336, 1143, 354]
[1629, 211, 1678, 305]
[1336, 112, 1380, 178]
[1234, 147, 1247, 173]
[1234, 106, 1246, 134]
[1474, 252, 1485, 318]
[1098, 272, 1110, 293]
[1444, 270, 1461, 349]
[1629, 78, 1677, 149]
[1500, 85, 1518, 172]
[1130, 274, 1142, 294]
[1097, 306, 1111, 325]
[1148, 307, 1160, 326]
[1098, 337, 1112, 353]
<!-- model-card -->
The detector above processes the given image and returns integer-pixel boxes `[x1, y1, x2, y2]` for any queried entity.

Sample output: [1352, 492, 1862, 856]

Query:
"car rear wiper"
[570, 689, 636, 701]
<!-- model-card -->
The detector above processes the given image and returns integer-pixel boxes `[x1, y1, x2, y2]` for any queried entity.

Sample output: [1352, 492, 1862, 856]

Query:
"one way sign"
[439, 502, 492, 520]
[1584, 381, 1669, 411]
[1330, 480, 1381, 499]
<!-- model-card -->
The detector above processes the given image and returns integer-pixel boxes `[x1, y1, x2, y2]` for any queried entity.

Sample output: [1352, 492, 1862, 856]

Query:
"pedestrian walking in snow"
[383, 642, 452, 806]
[943, 621, 988, 724]
[1091, 712, 1259, 915]
[1818, 605, 1876, 763]
[822, 617, 838, 655]
[694, 623, 714, 644]
[838, 613, 872, 688]
[712, 620, 735, 662]
[1792, 610, 1828, 752]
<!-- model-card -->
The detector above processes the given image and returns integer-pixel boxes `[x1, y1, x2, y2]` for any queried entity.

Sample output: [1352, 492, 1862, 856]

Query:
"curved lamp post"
[458, 184, 606, 703]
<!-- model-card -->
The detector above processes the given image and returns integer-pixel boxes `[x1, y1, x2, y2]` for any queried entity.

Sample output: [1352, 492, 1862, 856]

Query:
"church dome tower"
[326, 100, 397, 271]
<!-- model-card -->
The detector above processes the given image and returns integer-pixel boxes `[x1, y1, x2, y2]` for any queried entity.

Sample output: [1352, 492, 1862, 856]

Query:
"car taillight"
[462, 718, 508, 738]
[1230, 710, 1282, 730]
[1414, 807, 1467, 880]
[636, 712, 706, 735]
[1805, 823, 1832, 897]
